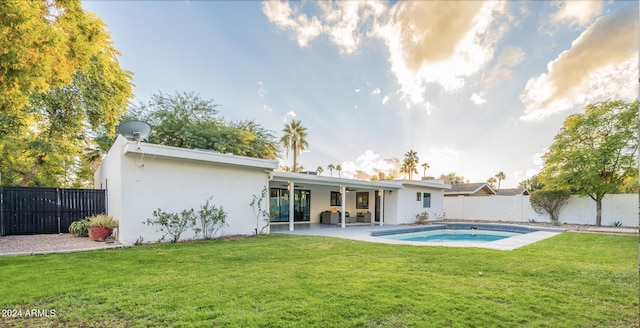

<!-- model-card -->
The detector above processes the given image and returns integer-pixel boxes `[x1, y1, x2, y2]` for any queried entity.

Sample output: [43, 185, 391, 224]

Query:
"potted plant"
[69, 219, 92, 237]
[88, 215, 118, 242]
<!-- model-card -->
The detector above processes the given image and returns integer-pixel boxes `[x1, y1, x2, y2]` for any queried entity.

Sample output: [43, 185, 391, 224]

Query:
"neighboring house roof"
[444, 182, 496, 196]
[495, 188, 530, 196]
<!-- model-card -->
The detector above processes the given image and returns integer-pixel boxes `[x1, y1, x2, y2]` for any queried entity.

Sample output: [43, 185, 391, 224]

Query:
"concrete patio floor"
[270, 222, 566, 251]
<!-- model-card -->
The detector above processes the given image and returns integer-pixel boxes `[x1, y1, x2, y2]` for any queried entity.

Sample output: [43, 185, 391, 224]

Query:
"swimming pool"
[370, 223, 564, 249]
[380, 229, 520, 243]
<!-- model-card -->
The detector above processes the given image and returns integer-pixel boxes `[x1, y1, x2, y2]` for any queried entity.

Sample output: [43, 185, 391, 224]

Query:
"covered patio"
[269, 172, 402, 231]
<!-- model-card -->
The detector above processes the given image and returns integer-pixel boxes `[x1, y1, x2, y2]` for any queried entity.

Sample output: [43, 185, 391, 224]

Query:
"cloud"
[481, 46, 525, 86]
[282, 110, 296, 122]
[263, 104, 272, 112]
[257, 81, 266, 97]
[262, 1, 511, 110]
[470, 93, 486, 105]
[354, 88, 361, 93]
[520, 6, 638, 120]
[551, 0, 603, 27]
[340, 150, 400, 179]
[262, 1, 323, 47]
[381, 95, 389, 105]
[373, 1, 511, 106]
[371, 88, 381, 95]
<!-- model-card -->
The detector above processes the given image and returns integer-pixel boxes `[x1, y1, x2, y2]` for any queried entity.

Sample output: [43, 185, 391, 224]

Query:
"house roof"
[444, 182, 496, 196]
[270, 173, 451, 191]
[271, 171, 403, 190]
[120, 136, 279, 170]
[495, 188, 530, 196]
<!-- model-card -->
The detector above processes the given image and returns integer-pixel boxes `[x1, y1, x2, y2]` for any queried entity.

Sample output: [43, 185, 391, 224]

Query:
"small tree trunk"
[20, 154, 46, 186]
[595, 199, 602, 227]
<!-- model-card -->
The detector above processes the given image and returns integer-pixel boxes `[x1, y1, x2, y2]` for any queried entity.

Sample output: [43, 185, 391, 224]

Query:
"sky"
[81, 1, 638, 188]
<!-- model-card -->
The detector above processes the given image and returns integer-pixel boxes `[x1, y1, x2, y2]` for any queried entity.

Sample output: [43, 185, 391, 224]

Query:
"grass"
[0, 232, 637, 327]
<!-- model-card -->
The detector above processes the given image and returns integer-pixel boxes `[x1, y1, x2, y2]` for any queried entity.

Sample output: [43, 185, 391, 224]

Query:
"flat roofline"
[121, 137, 278, 170]
[271, 172, 403, 189]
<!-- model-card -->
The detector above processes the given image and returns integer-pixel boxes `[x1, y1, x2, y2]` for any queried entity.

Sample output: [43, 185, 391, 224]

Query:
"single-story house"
[444, 182, 495, 197]
[95, 136, 451, 244]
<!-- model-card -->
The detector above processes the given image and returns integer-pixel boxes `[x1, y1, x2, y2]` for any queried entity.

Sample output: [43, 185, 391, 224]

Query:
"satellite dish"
[117, 121, 152, 141]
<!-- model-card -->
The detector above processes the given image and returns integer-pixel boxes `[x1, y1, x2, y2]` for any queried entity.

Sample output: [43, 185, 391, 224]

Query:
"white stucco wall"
[444, 194, 638, 227]
[394, 186, 446, 224]
[95, 137, 276, 244]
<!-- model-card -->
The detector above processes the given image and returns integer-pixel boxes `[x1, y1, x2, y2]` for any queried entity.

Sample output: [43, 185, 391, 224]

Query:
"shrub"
[250, 186, 270, 235]
[529, 190, 571, 224]
[69, 219, 92, 237]
[144, 209, 196, 243]
[415, 211, 429, 224]
[197, 197, 228, 240]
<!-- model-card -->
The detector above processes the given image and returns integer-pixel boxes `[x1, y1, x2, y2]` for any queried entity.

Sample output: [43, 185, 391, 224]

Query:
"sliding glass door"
[269, 189, 310, 222]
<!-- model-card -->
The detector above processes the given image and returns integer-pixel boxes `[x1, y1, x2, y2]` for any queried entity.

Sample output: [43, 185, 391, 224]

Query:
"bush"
[197, 197, 228, 240]
[144, 209, 196, 243]
[529, 190, 571, 224]
[415, 211, 429, 224]
[69, 219, 92, 237]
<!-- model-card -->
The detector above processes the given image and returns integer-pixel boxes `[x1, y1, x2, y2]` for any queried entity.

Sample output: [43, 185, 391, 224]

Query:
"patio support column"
[340, 185, 346, 228]
[379, 189, 384, 226]
[289, 181, 294, 231]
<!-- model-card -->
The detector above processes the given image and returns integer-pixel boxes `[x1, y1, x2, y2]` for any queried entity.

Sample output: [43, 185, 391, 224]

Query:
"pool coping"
[273, 223, 565, 250]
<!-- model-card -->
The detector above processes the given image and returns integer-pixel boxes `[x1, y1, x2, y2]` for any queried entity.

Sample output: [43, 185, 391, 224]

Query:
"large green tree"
[539, 100, 638, 226]
[122, 92, 280, 160]
[280, 120, 308, 173]
[400, 150, 419, 180]
[0, 0, 134, 186]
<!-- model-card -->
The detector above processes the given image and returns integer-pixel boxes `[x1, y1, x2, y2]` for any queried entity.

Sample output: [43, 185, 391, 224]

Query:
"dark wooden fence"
[0, 186, 106, 235]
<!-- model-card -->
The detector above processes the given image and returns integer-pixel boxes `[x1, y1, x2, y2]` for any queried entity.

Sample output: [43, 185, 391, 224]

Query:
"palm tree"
[401, 150, 419, 180]
[336, 164, 342, 178]
[280, 119, 308, 173]
[421, 162, 429, 178]
[327, 164, 335, 177]
[487, 177, 497, 189]
[316, 166, 324, 176]
[495, 171, 506, 190]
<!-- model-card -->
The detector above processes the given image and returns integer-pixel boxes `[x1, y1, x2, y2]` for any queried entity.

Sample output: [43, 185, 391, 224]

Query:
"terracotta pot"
[88, 228, 94, 240]
[91, 226, 113, 242]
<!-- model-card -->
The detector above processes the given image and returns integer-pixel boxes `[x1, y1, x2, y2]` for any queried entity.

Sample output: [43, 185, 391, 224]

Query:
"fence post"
[0, 179, 3, 236]
[56, 188, 61, 234]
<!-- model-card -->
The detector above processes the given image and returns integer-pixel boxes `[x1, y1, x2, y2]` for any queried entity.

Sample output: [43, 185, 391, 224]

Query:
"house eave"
[122, 138, 279, 170]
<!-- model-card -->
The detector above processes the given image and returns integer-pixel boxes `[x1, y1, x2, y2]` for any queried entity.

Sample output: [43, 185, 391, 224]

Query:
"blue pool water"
[383, 229, 520, 243]
[371, 224, 535, 244]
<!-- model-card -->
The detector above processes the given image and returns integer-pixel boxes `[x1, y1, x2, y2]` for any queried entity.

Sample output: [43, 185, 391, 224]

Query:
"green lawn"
[0, 233, 637, 327]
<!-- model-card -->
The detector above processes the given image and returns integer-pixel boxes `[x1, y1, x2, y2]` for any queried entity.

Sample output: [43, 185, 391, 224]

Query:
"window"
[416, 192, 422, 201]
[423, 193, 431, 208]
[330, 191, 342, 206]
[356, 192, 369, 209]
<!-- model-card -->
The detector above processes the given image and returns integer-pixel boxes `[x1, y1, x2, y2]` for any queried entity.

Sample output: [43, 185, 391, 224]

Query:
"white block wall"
[95, 139, 271, 244]
[444, 194, 638, 227]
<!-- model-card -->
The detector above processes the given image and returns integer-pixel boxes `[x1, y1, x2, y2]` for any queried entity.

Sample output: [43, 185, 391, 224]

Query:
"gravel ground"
[0, 234, 125, 256]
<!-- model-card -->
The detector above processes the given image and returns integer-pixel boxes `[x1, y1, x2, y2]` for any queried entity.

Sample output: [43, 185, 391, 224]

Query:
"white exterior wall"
[95, 137, 273, 244]
[306, 186, 375, 222]
[307, 185, 339, 223]
[444, 194, 638, 227]
[394, 186, 445, 224]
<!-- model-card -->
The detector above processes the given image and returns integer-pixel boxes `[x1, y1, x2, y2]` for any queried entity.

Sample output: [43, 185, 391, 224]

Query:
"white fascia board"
[122, 141, 279, 170]
[393, 180, 452, 190]
[271, 172, 402, 190]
